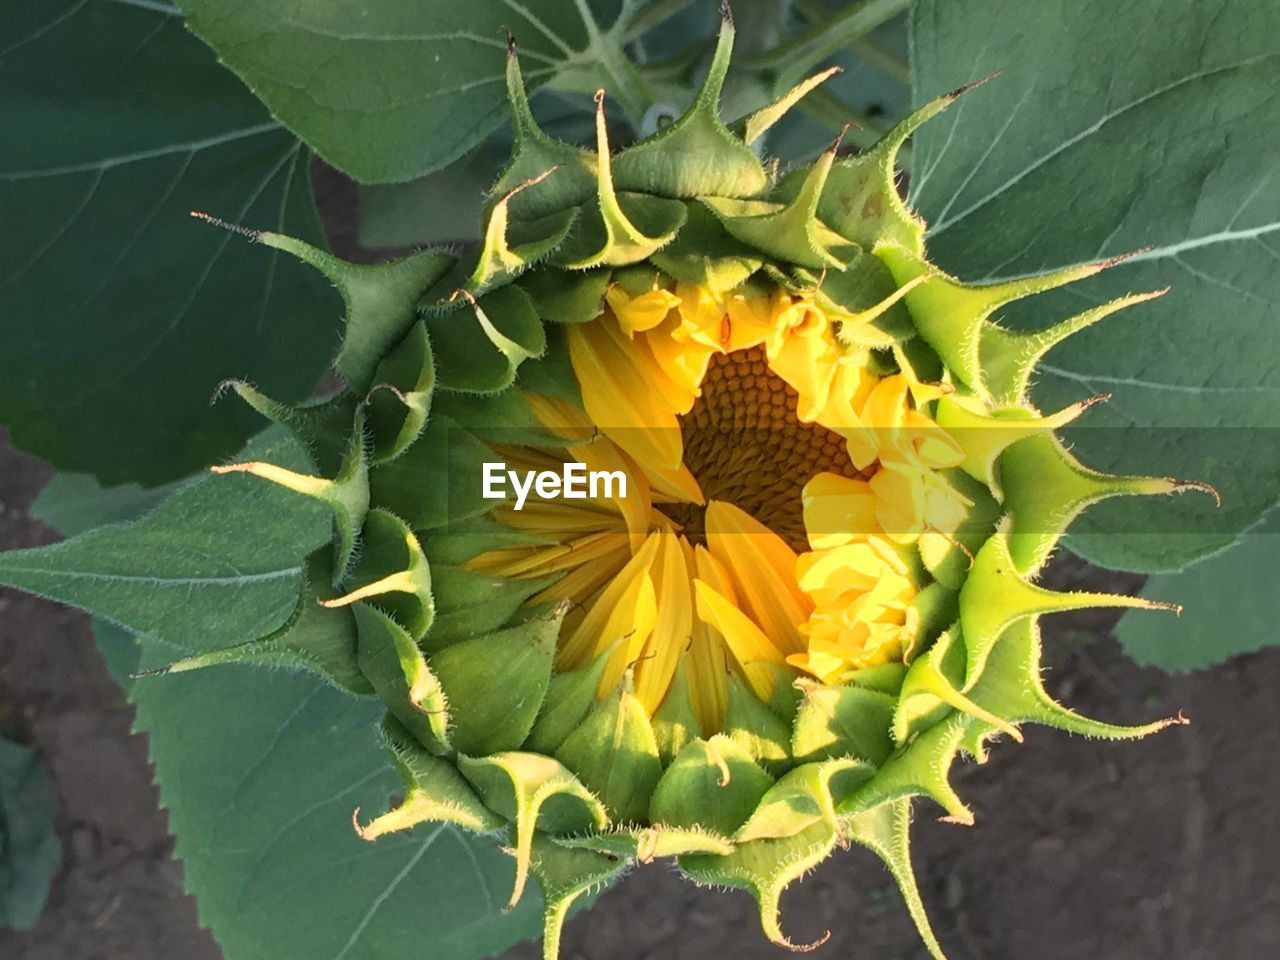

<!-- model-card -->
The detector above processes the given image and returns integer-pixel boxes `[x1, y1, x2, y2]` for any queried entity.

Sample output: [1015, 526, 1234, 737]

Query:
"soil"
[1, 163, 1277, 960]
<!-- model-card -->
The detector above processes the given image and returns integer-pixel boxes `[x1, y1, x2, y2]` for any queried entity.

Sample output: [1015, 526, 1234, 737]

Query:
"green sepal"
[211, 407, 369, 581]
[457, 752, 609, 910]
[611, 8, 767, 199]
[256, 232, 454, 392]
[702, 139, 854, 270]
[553, 94, 687, 269]
[723, 675, 793, 777]
[322, 508, 433, 640]
[489, 40, 596, 222]
[650, 735, 774, 836]
[904, 581, 958, 662]
[369, 415, 495, 530]
[137, 550, 372, 695]
[516, 327, 584, 407]
[791, 681, 895, 765]
[428, 601, 565, 755]
[893, 628, 1023, 746]
[466, 169, 578, 295]
[980, 289, 1168, 407]
[843, 799, 947, 960]
[789, 251, 915, 348]
[519, 267, 610, 324]
[1000, 433, 1214, 575]
[354, 603, 450, 754]
[960, 525, 1179, 691]
[556, 824, 735, 863]
[650, 663, 702, 763]
[876, 243, 1119, 398]
[648, 202, 763, 290]
[428, 285, 545, 393]
[426, 565, 558, 653]
[840, 713, 975, 826]
[843, 662, 908, 695]
[529, 835, 630, 960]
[968, 619, 1188, 741]
[918, 469, 1002, 591]
[554, 676, 664, 824]
[353, 716, 503, 840]
[933, 393, 1102, 500]
[217, 381, 356, 477]
[680, 821, 839, 952]
[525, 642, 617, 755]
[810, 85, 976, 254]
[366, 320, 434, 463]
[738, 66, 842, 146]
[735, 758, 874, 844]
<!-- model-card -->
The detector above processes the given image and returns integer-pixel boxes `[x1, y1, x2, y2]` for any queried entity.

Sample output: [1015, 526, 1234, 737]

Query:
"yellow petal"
[693, 579, 784, 703]
[704, 501, 811, 656]
[801, 472, 878, 550]
[606, 285, 681, 336]
[633, 529, 694, 713]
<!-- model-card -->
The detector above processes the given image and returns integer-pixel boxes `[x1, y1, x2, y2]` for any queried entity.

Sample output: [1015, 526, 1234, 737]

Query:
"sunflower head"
[171, 9, 1211, 958]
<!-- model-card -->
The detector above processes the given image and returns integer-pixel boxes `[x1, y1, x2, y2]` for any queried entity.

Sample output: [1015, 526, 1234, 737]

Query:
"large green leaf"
[910, 0, 1280, 573]
[0, 0, 337, 485]
[1117, 518, 1280, 671]
[176, 0, 648, 183]
[4, 433, 540, 959]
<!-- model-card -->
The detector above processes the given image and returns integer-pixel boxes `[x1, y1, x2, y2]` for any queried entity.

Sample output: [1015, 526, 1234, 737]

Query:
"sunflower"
[166, 11, 1212, 958]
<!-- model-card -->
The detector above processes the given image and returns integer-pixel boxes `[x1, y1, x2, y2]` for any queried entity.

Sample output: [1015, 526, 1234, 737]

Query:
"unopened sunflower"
[164, 11, 1212, 958]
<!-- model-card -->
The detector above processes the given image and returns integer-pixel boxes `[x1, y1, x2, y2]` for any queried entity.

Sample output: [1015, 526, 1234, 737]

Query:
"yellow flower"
[470, 280, 967, 728]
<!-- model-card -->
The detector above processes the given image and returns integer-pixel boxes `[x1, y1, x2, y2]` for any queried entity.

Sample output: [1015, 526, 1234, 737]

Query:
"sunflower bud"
[170, 10, 1210, 958]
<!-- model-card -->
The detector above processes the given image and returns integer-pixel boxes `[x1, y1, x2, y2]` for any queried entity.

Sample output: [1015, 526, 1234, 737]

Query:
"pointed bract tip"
[593, 88, 606, 108]
[773, 929, 831, 954]
[946, 70, 1002, 100]
[351, 807, 374, 841]
[1095, 245, 1154, 271]
[190, 210, 260, 241]
[1175, 709, 1191, 726]
[209, 378, 247, 406]
[1168, 478, 1222, 507]
[209, 461, 258, 475]
[366, 381, 410, 406]
[719, 0, 734, 28]
[502, 27, 517, 55]
[938, 812, 976, 826]
[129, 665, 170, 680]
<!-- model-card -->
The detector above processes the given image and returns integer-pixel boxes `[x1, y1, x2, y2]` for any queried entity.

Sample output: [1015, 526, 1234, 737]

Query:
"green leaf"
[0, 432, 326, 650]
[132, 657, 541, 960]
[1117, 525, 1280, 671]
[0, 1, 336, 485]
[176, 0, 651, 183]
[0, 432, 542, 958]
[0, 736, 61, 931]
[910, 0, 1280, 572]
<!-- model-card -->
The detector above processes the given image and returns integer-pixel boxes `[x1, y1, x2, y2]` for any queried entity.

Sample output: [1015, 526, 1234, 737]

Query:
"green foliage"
[0, 0, 336, 485]
[177, 0, 655, 183]
[1118, 526, 1280, 671]
[0, 737, 61, 931]
[910, 0, 1280, 574]
[12, 430, 543, 959]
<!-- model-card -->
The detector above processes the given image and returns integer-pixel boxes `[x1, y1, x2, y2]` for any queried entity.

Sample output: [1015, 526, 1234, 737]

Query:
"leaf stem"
[744, 0, 909, 83]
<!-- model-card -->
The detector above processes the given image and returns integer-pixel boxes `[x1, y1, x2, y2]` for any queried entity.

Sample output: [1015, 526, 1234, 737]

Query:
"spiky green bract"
[162, 15, 1213, 960]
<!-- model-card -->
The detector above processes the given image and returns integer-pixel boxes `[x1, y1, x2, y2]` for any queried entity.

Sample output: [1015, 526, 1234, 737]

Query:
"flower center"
[661, 346, 866, 550]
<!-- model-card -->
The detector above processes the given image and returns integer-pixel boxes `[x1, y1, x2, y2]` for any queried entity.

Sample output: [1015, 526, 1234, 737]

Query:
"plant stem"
[745, 0, 909, 84]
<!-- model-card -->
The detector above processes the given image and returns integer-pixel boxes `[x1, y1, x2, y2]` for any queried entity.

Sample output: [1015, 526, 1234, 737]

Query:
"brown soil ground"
[2, 164, 1277, 960]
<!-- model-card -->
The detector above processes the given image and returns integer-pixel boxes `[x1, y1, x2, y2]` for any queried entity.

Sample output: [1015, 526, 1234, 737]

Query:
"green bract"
[146, 10, 1210, 958]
